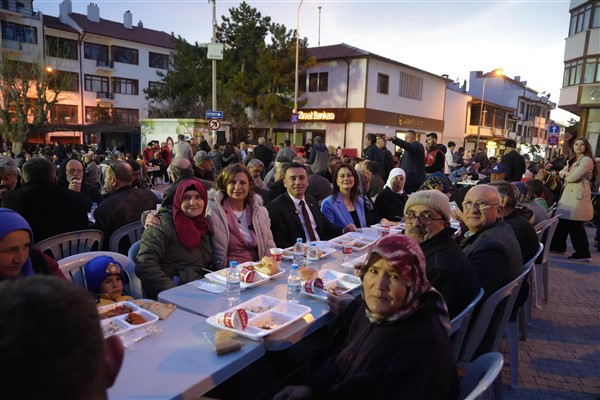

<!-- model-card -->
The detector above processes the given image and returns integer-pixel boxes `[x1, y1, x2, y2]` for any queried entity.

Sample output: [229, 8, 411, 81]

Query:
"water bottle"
[292, 238, 305, 266]
[226, 261, 240, 303]
[306, 243, 319, 270]
[287, 264, 301, 303]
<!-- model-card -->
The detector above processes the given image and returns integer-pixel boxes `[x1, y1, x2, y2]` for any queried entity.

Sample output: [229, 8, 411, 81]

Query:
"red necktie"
[299, 200, 317, 241]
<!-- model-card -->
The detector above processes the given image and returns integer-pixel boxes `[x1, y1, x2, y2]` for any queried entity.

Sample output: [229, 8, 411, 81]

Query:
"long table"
[108, 308, 265, 400]
[158, 248, 364, 351]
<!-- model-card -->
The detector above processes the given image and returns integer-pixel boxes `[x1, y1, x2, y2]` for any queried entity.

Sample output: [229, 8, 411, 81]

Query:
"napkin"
[193, 280, 226, 294]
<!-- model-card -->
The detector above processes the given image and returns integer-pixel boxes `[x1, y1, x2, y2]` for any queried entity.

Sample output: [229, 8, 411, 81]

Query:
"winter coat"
[308, 143, 329, 173]
[556, 155, 594, 221]
[373, 187, 408, 222]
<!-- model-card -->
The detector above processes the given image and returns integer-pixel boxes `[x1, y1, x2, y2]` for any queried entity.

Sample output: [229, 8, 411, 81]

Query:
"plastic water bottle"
[306, 243, 319, 270]
[226, 261, 240, 303]
[287, 264, 301, 303]
[292, 238, 305, 266]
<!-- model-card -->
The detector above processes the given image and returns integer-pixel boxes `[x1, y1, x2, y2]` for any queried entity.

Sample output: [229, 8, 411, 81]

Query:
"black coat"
[391, 137, 426, 193]
[502, 150, 526, 182]
[420, 227, 481, 318]
[373, 187, 407, 222]
[310, 294, 458, 400]
[253, 144, 273, 168]
[266, 193, 342, 248]
[2, 181, 89, 243]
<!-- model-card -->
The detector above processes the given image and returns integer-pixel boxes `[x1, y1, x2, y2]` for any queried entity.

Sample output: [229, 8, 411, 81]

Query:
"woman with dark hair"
[206, 164, 275, 268]
[320, 163, 366, 230]
[274, 235, 457, 400]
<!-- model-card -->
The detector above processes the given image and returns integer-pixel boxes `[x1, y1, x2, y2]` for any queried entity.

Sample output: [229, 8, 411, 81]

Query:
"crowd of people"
[0, 132, 598, 399]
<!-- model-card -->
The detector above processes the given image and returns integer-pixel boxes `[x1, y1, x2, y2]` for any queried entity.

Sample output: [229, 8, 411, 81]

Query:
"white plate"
[328, 232, 379, 251]
[206, 295, 311, 340]
[204, 262, 286, 290]
[98, 301, 159, 337]
[370, 222, 404, 231]
[340, 253, 368, 271]
[281, 241, 336, 260]
[301, 269, 362, 301]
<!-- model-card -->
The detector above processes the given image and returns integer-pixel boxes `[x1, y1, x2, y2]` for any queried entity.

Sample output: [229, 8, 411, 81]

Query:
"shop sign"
[298, 110, 335, 121]
[397, 115, 424, 127]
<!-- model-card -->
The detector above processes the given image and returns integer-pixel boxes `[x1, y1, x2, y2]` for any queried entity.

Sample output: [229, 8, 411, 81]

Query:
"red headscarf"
[173, 179, 210, 250]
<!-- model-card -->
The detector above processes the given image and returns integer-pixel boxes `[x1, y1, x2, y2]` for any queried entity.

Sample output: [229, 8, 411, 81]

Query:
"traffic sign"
[206, 110, 223, 119]
[548, 125, 560, 134]
[209, 118, 221, 130]
[290, 113, 299, 124]
[548, 136, 559, 145]
[562, 132, 573, 140]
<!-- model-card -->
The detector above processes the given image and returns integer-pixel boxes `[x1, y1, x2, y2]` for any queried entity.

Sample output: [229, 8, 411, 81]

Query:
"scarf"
[385, 168, 406, 193]
[173, 179, 210, 251]
[222, 197, 257, 264]
[0, 208, 34, 278]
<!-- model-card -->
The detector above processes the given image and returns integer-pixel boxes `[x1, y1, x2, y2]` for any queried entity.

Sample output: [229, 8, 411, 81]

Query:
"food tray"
[281, 241, 336, 260]
[328, 232, 379, 251]
[340, 253, 368, 272]
[206, 295, 311, 340]
[370, 222, 404, 231]
[205, 261, 286, 290]
[301, 269, 362, 301]
[98, 301, 159, 338]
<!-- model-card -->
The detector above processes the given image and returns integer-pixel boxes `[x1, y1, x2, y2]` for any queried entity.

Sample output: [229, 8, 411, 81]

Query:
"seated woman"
[206, 164, 275, 268]
[0, 208, 64, 281]
[321, 163, 366, 230]
[274, 235, 457, 400]
[135, 179, 212, 300]
[374, 168, 408, 223]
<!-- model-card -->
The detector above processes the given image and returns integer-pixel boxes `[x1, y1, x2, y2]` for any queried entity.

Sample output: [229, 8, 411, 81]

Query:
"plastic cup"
[379, 225, 391, 237]
[270, 248, 283, 262]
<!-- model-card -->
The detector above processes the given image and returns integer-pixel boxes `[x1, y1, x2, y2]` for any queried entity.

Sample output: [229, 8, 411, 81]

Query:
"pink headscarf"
[173, 179, 210, 251]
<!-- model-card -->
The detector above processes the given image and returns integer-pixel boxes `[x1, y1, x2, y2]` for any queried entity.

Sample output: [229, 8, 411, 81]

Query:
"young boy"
[84, 256, 134, 306]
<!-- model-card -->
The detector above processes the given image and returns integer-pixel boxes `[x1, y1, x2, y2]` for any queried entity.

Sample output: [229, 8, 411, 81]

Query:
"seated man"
[0, 275, 123, 399]
[404, 190, 480, 318]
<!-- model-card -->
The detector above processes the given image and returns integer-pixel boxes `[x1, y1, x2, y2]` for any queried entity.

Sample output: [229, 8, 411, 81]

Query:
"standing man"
[445, 141, 456, 175]
[307, 136, 329, 173]
[267, 162, 348, 248]
[276, 139, 298, 162]
[377, 137, 394, 180]
[363, 133, 384, 173]
[253, 137, 273, 174]
[173, 134, 193, 163]
[502, 139, 526, 182]
[424, 132, 447, 175]
[386, 130, 426, 194]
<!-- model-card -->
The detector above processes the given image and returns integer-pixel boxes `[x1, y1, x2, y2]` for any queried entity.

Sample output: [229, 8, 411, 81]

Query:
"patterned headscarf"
[173, 179, 210, 251]
[360, 235, 450, 332]
[418, 172, 451, 193]
[385, 168, 406, 193]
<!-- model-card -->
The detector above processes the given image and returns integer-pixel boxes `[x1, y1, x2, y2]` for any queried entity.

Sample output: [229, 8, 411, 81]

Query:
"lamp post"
[210, 0, 217, 147]
[475, 68, 503, 151]
[293, 0, 304, 148]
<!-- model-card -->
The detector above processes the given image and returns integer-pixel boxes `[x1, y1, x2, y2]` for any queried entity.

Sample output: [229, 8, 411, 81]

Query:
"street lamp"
[475, 68, 503, 151]
[293, 0, 304, 148]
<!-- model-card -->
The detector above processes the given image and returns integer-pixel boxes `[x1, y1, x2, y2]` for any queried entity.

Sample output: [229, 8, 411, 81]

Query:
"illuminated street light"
[475, 68, 503, 151]
[293, 0, 304, 148]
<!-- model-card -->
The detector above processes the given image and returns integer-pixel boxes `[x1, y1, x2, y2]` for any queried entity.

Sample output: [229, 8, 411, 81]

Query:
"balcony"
[1, 39, 23, 55]
[96, 92, 115, 103]
[95, 60, 114, 72]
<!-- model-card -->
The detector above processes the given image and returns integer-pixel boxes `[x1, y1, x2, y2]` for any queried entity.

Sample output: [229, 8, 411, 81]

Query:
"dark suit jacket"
[2, 181, 89, 243]
[502, 150, 526, 182]
[391, 137, 426, 193]
[267, 193, 342, 248]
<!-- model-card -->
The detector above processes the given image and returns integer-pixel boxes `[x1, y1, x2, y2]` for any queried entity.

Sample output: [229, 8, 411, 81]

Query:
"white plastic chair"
[34, 229, 104, 261]
[536, 215, 560, 302]
[459, 352, 504, 400]
[58, 251, 144, 299]
[109, 221, 144, 255]
[450, 288, 485, 362]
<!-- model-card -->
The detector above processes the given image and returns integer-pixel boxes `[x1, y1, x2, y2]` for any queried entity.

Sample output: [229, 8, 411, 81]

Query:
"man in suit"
[267, 162, 345, 248]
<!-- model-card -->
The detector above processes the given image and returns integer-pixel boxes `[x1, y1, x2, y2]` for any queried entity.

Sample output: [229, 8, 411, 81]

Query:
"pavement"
[502, 225, 600, 400]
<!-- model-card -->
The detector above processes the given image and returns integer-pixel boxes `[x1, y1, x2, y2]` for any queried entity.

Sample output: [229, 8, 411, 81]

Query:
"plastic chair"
[58, 251, 144, 299]
[109, 221, 144, 255]
[450, 288, 485, 362]
[459, 352, 504, 400]
[458, 265, 532, 399]
[536, 215, 560, 302]
[34, 229, 104, 261]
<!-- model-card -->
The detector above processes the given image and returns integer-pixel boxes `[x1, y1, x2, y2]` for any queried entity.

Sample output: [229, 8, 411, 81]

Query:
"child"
[84, 256, 134, 306]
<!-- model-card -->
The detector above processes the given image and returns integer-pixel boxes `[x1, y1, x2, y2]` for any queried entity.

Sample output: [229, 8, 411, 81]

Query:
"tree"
[0, 59, 73, 154]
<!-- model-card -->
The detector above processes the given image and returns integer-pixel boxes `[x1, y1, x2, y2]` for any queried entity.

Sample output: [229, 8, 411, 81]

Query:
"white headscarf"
[385, 168, 406, 193]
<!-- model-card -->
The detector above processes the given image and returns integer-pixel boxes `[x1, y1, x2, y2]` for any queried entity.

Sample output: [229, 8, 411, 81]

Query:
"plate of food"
[300, 269, 362, 301]
[281, 241, 336, 260]
[328, 232, 379, 251]
[98, 301, 159, 338]
[206, 295, 311, 340]
[205, 257, 286, 290]
[340, 253, 368, 273]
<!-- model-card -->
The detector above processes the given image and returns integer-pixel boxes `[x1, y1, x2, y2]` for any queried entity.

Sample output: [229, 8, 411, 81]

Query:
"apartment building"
[1, 0, 174, 148]
[559, 0, 600, 155]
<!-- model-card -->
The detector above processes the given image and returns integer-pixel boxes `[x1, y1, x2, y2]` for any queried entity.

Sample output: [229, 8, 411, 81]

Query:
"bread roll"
[299, 266, 318, 280]
[215, 331, 244, 355]
[255, 256, 278, 275]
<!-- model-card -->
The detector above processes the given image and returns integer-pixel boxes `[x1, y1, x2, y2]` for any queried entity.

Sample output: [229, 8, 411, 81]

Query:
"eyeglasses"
[462, 200, 500, 211]
[404, 212, 445, 225]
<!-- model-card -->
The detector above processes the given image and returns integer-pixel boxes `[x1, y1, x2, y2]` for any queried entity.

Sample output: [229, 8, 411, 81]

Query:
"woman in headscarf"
[0, 208, 63, 281]
[373, 167, 408, 223]
[274, 235, 458, 400]
[136, 179, 213, 299]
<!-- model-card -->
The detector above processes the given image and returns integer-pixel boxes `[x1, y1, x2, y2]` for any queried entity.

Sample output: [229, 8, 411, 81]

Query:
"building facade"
[559, 0, 600, 155]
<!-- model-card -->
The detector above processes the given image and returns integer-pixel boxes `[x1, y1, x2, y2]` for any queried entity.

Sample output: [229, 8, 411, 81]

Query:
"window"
[149, 52, 169, 69]
[308, 72, 328, 92]
[377, 73, 389, 94]
[1, 21, 37, 43]
[563, 59, 584, 87]
[299, 73, 307, 92]
[569, 3, 592, 35]
[84, 74, 109, 92]
[399, 71, 423, 101]
[584, 57, 600, 83]
[111, 45, 138, 65]
[46, 36, 78, 60]
[594, 2, 600, 28]
[85, 106, 109, 123]
[48, 71, 79, 92]
[148, 81, 166, 92]
[112, 77, 138, 95]
[50, 105, 78, 124]
[112, 107, 139, 124]
[84, 42, 109, 62]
